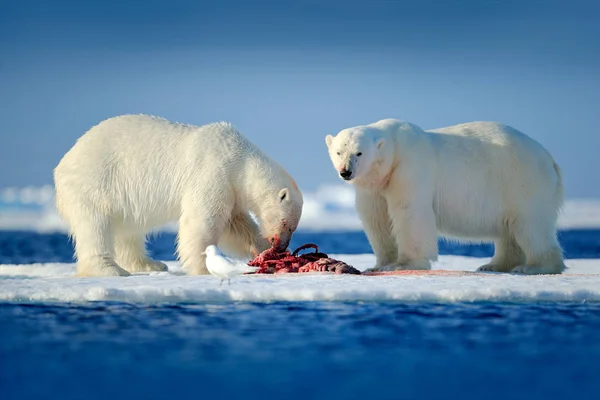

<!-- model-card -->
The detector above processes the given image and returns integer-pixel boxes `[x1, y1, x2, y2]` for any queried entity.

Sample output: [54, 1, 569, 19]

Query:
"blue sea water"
[1, 230, 600, 400]
[2, 229, 600, 265]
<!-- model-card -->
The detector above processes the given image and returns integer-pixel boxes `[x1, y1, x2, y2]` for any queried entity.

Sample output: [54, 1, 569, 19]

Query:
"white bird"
[203, 245, 259, 286]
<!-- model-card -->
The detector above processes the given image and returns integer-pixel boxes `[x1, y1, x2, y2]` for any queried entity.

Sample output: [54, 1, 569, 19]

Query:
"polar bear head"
[254, 171, 304, 252]
[325, 127, 386, 183]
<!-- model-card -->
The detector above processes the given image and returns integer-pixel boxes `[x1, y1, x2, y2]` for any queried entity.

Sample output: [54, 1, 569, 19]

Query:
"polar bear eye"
[336, 152, 340, 156]
[357, 152, 362, 157]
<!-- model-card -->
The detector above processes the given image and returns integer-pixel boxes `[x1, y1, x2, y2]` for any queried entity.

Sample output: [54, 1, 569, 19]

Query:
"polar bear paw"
[126, 260, 169, 273]
[77, 259, 131, 277]
[370, 259, 431, 272]
[511, 264, 564, 275]
[476, 263, 512, 273]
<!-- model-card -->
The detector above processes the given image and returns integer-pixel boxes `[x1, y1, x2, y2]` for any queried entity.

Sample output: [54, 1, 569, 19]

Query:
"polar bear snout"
[340, 168, 353, 180]
[276, 238, 290, 252]
[270, 235, 291, 252]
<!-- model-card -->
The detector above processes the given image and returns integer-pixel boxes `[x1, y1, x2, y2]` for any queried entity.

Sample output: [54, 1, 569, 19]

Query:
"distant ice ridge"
[1, 185, 600, 232]
[0, 185, 66, 233]
[1, 255, 599, 304]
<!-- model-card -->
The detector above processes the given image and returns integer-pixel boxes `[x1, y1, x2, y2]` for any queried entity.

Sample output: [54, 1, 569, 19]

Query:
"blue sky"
[1, 0, 599, 197]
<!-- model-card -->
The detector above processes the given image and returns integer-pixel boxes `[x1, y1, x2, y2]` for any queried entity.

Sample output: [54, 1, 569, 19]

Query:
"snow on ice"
[1, 255, 599, 304]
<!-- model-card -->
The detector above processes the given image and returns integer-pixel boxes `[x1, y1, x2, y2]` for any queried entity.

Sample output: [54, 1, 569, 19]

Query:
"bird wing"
[230, 262, 260, 274]
[207, 254, 258, 278]
[206, 255, 232, 278]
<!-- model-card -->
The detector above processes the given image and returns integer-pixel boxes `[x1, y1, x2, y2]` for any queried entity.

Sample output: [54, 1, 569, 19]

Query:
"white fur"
[326, 119, 566, 275]
[54, 114, 303, 277]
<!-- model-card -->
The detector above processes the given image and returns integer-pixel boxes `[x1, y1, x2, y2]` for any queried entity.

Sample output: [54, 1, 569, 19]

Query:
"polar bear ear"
[376, 138, 386, 150]
[325, 135, 334, 149]
[278, 188, 290, 202]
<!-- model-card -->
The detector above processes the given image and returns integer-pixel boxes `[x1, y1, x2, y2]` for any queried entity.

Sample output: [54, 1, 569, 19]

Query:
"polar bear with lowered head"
[54, 114, 303, 277]
[325, 119, 565, 275]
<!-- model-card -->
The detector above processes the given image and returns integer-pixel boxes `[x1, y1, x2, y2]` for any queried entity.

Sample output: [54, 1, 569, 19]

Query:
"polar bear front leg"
[177, 212, 226, 275]
[355, 188, 398, 271]
[177, 188, 234, 275]
[218, 212, 270, 259]
[384, 199, 438, 271]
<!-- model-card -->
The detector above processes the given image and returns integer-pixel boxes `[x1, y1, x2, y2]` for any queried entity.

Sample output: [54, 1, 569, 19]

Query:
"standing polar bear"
[326, 119, 565, 275]
[54, 115, 303, 277]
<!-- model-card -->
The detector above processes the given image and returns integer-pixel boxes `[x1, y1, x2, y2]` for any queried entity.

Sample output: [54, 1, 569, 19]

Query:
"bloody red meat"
[249, 243, 361, 275]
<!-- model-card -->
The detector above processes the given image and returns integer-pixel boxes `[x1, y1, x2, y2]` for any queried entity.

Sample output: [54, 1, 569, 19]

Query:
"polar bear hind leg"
[510, 219, 565, 274]
[114, 231, 168, 273]
[507, 212, 566, 275]
[477, 235, 526, 273]
[70, 214, 131, 277]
